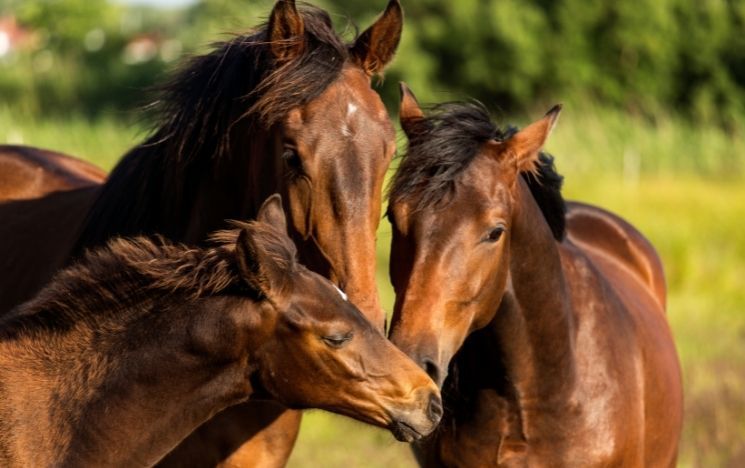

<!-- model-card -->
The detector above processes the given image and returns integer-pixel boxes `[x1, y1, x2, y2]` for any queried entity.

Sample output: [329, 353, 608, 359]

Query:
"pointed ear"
[235, 194, 295, 297]
[398, 82, 428, 138]
[268, 0, 305, 61]
[350, 0, 403, 75]
[256, 194, 288, 235]
[503, 104, 561, 173]
[234, 226, 296, 298]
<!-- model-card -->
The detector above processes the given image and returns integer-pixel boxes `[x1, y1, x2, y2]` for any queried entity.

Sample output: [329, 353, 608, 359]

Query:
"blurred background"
[1, 0, 743, 466]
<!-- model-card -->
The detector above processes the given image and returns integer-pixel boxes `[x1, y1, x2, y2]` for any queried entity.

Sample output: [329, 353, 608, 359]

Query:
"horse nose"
[427, 392, 443, 424]
[421, 358, 441, 385]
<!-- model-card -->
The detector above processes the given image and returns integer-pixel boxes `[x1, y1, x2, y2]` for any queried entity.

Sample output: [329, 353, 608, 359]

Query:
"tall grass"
[1, 106, 743, 467]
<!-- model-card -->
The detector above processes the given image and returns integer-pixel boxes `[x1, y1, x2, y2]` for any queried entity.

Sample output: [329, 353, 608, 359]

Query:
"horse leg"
[156, 402, 301, 468]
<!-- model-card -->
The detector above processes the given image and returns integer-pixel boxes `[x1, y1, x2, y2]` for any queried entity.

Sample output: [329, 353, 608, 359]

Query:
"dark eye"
[321, 332, 353, 349]
[282, 147, 302, 171]
[485, 225, 505, 243]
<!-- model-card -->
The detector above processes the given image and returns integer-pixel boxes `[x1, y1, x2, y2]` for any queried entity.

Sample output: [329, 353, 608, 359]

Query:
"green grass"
[2, 106, 744, 467]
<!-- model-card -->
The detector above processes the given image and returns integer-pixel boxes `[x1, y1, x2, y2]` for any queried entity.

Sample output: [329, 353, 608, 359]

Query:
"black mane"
[73, 6, 348, 253]
[389, 102, 566, 240]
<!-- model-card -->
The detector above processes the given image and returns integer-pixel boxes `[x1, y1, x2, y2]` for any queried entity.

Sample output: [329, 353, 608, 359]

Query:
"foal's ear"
[351, 0, 403, 75]
[257, 194, 288, 235]
[503, 104, 561, 173]
[268, 0, 305, 61]
[235, 194, 296, 297]
[399, 82, 428, 137]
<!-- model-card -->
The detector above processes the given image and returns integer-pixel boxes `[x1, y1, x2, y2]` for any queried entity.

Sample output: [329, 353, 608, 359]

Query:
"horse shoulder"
[0, 187, 100, 315]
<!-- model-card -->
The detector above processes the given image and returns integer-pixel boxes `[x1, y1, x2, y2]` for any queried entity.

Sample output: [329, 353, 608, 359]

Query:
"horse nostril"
[422, 358, 440, 384]
[427, 393, 443, 423]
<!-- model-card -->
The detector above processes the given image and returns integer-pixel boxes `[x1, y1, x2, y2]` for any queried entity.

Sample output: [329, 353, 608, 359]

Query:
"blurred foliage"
[0, 0, 744, 128]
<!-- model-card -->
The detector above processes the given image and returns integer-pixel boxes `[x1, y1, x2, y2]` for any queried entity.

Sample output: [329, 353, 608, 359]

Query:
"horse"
[0, 195, 442, 467]
[0, 0, 405, 465]
[0, 145, 105, 201]
[384, 84, 683, 467]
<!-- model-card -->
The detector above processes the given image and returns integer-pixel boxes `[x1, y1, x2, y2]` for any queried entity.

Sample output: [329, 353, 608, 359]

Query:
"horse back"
[565, 201, 667, 311]
[0, 145, 106, 202]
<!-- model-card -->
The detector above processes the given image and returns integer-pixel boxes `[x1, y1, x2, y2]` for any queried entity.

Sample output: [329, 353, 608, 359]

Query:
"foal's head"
[222, 196, 441, 439]
[386, 85, 561, 386]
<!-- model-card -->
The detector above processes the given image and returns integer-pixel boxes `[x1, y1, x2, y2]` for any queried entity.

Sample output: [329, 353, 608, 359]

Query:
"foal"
[0, 196, 441, 467]
[387, 86, 682, 467]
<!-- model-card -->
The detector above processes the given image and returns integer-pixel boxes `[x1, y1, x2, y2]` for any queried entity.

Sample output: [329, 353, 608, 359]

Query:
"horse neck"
[493, 177, 576, 404]
[75, 123, 281, 251]
[181, 125, 282, 243]
[0, 295, 262, 466]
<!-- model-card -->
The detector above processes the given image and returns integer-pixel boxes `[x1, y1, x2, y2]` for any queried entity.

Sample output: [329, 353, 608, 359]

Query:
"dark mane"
[0, 223, 258, 340]
[389, 102, 566, 240]
[73, 5, 349, 251]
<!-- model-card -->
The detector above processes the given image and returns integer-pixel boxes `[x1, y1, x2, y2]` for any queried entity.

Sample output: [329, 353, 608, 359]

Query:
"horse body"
[387, 89, 683, 467]
[0, 145, 105, 201]
[0, 197, 441, 467]
[0, 1, 404, 465]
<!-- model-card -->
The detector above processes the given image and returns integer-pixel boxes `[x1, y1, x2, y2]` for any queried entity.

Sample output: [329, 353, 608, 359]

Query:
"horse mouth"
[389, 420, 425, 442]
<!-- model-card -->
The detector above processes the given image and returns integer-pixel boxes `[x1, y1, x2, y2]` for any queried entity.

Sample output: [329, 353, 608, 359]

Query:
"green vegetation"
[1, 0, 744, 465]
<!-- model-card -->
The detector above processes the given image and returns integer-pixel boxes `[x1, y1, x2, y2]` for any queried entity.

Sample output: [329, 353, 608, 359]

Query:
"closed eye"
[321, 332, 354, 349]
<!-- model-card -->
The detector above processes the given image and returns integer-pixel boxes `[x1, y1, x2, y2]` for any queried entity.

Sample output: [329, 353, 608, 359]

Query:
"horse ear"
[256, 194, 288, 235]
[399, 82, 426, 138]
[351, 0, 403, 75]
[236, 194, 295, 297]
[235, 229, 270, 295]
[503, 104, 561, 173]
[268, 0, 305, 61]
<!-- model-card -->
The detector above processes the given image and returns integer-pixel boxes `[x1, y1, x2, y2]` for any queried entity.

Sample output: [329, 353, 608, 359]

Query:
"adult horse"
[0, 1, 403, 465]
[0, 195, 441, 466]
[386, 85, 683, 466]
[0, 145, 105, 201]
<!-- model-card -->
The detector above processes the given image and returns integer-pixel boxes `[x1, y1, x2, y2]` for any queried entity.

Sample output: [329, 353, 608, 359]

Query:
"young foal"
[386, 85, 683, 467]
[0, 196, 441, 467]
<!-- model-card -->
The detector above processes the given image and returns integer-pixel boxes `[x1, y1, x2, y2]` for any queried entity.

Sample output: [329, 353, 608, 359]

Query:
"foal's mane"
[389, 102, 567, 240]
[74, 5, 349, 251]
[0, 223, 263, 340]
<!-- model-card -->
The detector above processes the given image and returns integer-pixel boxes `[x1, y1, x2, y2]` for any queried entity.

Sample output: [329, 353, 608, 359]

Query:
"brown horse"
[0, 145, 105, 201]
[386, 85, 683, 467]
[0, 195, 441, 467]
[0, 1, 403, 465]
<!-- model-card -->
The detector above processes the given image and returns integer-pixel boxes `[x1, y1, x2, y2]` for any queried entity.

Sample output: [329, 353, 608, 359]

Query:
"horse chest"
[427, 390, 527, 468]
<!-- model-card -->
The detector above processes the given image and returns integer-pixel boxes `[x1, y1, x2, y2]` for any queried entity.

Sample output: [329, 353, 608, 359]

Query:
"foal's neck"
[0, 295, 263, 467]
[494, 178, 576, 404]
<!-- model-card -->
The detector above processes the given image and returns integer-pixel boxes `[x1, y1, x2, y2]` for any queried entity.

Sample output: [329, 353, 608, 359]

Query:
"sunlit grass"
[1, 107, 743, 467]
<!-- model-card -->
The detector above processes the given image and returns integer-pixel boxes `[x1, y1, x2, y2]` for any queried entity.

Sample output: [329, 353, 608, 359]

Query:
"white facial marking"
[334, 285, 348, 301]
[347, 102, 358, 116]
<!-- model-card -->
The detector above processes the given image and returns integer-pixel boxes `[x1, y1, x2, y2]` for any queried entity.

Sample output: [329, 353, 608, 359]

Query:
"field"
[2, 104, 744, 467]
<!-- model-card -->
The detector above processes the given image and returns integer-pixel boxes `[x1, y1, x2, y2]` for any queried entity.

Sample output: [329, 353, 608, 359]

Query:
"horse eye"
[282, 148, 302, 170]
[321, 332, 353, 349]
[485, 226, 505, 243]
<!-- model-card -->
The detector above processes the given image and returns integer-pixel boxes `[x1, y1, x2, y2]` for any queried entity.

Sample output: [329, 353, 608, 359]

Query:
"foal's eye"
[485, 225, 506, 243]
[321, 332, 353, 349]
[282, 148, 302, 171]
